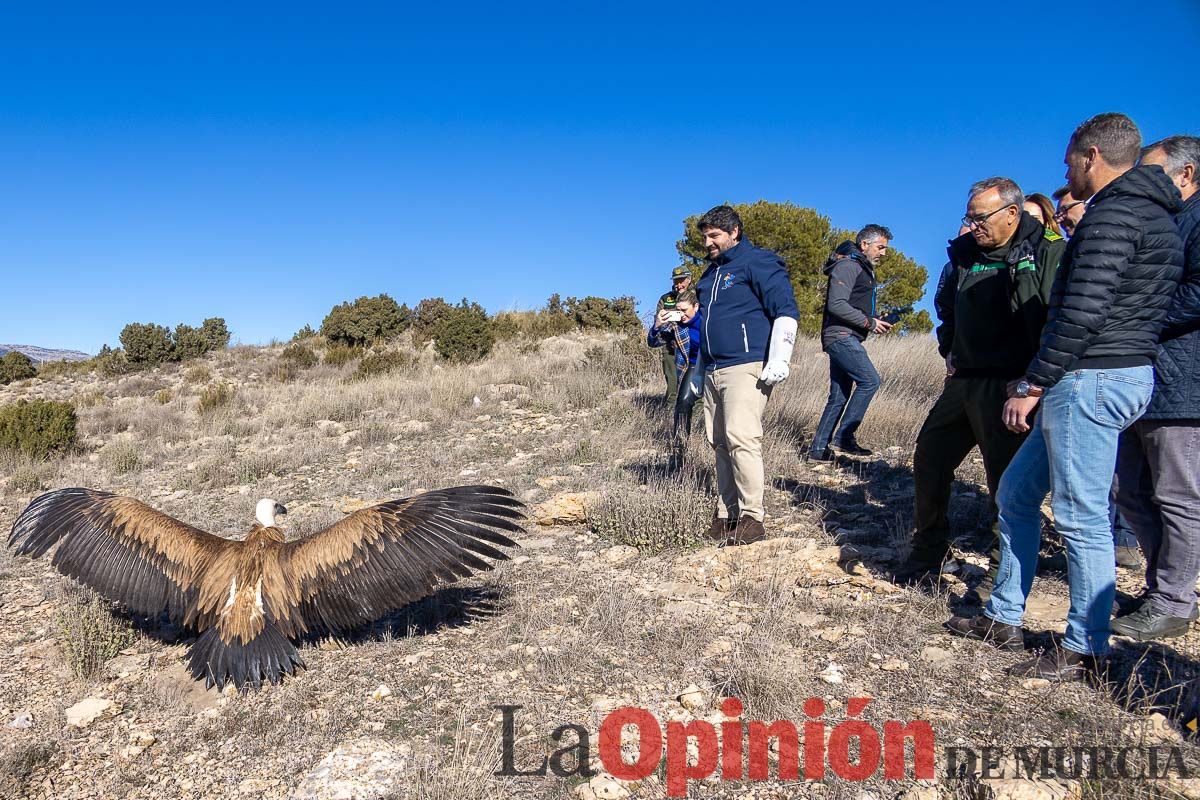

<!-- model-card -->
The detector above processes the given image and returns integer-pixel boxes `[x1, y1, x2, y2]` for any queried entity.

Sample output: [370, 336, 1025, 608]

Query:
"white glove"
[760, 360, 790, 385]
[760, 317, 797, 385]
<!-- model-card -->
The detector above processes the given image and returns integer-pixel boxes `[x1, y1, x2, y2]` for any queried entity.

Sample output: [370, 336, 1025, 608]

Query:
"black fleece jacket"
[1025, 165, 1185, 388]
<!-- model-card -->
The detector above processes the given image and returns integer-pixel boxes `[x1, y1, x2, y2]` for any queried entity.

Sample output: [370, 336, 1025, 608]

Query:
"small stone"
[818, 663, 844, 685]
[920, 645, 953, 665]
[677, 684, 706, 712]
[881, 659, 909, 672]
[8, 711, 33, 729]
[600, 545, 638, 565]
[1020, 678, 1052, 691]
[65, 698, 117, 729]
[371, 684, 392, 701]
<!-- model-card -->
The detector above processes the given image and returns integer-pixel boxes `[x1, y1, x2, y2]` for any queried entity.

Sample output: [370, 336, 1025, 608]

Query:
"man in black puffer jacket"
[1112, 135, 1200, 641]
[946, 113, 1184, 683]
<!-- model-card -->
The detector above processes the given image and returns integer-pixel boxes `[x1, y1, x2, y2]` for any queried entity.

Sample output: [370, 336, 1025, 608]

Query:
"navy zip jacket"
[695, 239, 800, 372]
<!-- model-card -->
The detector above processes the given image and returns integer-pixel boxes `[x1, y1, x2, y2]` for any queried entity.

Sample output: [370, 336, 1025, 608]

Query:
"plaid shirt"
[648, 320, 695, 378]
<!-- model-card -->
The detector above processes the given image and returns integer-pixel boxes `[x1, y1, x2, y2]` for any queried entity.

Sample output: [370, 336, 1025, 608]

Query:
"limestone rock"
[600, 545, 638, 565]
[65, 697, 117, 729]
[533, 492, 599, 526]
[677, 684, 706, 712]
[291, 739, 413, 800]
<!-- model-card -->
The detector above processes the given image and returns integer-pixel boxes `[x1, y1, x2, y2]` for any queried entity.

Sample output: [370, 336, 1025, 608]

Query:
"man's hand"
[871, 318, 894, 334]
[1003, 396, 1041, 433]
[760, 360, 790, 386]
[945, 353, 956, 377]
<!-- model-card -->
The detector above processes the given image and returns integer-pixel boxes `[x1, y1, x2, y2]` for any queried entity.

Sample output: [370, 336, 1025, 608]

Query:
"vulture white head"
[255, 499, 288, 528]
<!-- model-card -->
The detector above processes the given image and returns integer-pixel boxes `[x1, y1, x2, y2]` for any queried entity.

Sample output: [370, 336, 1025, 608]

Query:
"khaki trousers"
[704, 361, 772, 522]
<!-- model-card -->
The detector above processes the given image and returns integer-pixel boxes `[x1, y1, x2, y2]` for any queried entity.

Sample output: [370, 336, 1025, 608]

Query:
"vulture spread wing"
[277, 485, 524, 637]
[7, 488, 233, 623]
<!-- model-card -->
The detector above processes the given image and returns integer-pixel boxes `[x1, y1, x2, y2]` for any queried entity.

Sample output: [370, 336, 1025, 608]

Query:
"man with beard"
[896, 178, 1064, 585]
[692, 205, 799, 545]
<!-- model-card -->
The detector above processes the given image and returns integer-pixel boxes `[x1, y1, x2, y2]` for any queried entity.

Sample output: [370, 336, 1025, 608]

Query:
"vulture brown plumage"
[8, 485, 524, 690]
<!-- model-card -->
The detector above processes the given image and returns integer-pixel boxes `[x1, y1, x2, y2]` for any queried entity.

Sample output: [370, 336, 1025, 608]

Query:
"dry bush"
[153, 388, 172, 404]
[183, 364, 212, 385]
[0, 740, 57, 798]
[198, 382, 235, 413]
[102, 438, 142, 474]
[323, 344, 363, 367]
[353, 349, 415, 380]
[54, 589, 136, 680]
[588, 469, 715, 552]
[584, 333, 657, 390]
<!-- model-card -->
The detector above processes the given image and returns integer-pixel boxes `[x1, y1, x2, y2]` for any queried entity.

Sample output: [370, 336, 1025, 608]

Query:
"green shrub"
[566, 295, 641, 332]
[292, 324, 317, 341]
[320, 294, 410, 347]
[323, 344, 363, 367]
[95, 345, 130, 377]
[200, 317, 231, 351]
[55, 591, 135, 679]
[120, 322, 174, 367]
[411, 297, 454, 345]
[172, 324, 210, 361]
[197, 383, 235, 413]
[183, 364, 212, 385]
[431, 300, 495, 364]
[280, 342, 319, 368]
[0, 400, 77, 458]
[0, 351, 36, 385]
[491, 298, 576, 341]
[353, 349, 415, 379]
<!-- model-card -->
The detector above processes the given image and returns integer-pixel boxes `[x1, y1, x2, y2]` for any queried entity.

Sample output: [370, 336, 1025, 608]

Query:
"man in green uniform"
[655, 266, 692, 404]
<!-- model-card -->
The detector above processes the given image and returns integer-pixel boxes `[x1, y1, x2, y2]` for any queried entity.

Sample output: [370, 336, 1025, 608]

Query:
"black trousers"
[911, 376, 1027, 565]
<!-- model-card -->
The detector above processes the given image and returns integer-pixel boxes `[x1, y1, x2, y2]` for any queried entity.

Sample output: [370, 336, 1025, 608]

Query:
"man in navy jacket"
[691, 205, 800, 545]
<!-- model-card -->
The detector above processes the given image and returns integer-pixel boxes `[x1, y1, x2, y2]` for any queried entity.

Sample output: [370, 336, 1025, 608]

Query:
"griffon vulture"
[8, 485, 524, 690]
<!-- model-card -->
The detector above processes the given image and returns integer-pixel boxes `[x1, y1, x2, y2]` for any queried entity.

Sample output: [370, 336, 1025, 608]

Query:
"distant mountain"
[0, 344, 91, 364]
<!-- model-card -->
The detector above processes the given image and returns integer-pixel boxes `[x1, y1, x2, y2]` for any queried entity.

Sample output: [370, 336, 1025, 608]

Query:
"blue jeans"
[985, 367, 1154, 656]
[811, 336, 880, 453]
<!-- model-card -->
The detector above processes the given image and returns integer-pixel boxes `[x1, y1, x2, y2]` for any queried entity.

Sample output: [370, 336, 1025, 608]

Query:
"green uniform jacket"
[936, 213, 1065, 379]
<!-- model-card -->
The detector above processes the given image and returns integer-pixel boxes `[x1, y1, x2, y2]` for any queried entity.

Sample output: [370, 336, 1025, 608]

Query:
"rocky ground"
[0, 333, 1198, 800]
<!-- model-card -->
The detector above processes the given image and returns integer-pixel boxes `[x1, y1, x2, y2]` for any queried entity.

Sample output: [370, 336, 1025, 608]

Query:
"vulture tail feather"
[188, 622, 305, 691]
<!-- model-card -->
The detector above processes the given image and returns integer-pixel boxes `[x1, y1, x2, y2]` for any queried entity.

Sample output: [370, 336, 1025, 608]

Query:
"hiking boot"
[1115, 545, 1145, 569]
[1007, 647, 1103, 683]
[893, 552, 949, 586]
[945, 614, 1025, 652]
[1113, 590, 1148, 618]
[730, 516, 766, 545]
[835, 441, 873, 457]
[1111, 602, 1193, 642]
[705, 514, 734, 543]
[809, 447, 835, 462]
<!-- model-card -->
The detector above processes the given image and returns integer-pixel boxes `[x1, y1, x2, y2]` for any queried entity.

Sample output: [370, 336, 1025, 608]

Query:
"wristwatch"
[1014, 380, 1045, 398]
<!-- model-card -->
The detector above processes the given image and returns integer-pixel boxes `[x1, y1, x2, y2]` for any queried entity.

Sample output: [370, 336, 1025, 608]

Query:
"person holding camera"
[651, 267, 694, 404]
[896, 177, 1064, 586]
[809, 225, 895, 462]
[649, 291, 704, 469]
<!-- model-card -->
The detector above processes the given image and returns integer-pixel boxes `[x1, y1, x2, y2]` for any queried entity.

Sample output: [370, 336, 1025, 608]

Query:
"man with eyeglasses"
[946, 113, 1184, 683]
[896, 177, 1064, 586]
[1052, 186, 1087, 237]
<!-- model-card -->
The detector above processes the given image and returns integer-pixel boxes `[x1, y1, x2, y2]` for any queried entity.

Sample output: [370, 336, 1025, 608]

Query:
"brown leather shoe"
[730, 516, 766, 545]
[1007, 647, 1103, 683]
[945, 614, 1025, 652]
[706, 514, 734, 542]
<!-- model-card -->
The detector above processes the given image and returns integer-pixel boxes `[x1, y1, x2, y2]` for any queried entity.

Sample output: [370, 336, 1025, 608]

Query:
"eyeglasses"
[1053, 201, 1084, 222]
[961, 204, 1015, 229]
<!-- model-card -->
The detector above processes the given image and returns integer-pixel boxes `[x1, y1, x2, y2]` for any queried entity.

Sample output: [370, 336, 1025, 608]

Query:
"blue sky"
[2, 2, 1197, 353]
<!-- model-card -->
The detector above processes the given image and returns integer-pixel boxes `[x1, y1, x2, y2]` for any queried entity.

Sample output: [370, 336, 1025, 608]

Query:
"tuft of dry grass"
[197, 382, 235, 413]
